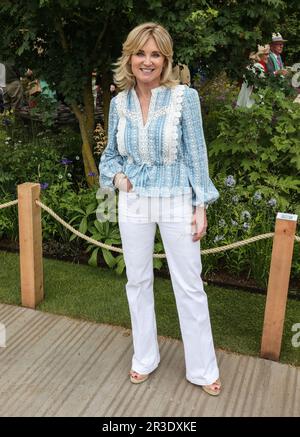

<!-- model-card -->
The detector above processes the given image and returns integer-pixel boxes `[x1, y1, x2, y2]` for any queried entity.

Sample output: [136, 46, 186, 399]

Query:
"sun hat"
[249, 44, 270, 62]
[270, 32, 287, 43]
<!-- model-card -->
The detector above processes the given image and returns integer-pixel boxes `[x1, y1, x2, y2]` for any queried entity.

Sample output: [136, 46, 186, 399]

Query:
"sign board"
[276, 213, 298, 221]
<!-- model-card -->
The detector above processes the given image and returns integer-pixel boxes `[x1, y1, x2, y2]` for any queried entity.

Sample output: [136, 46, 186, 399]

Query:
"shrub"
[208, 86, 300, 210]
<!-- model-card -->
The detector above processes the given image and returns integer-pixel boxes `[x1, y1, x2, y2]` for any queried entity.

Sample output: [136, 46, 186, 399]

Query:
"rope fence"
[0, 184, 299, 362]
[37, 200, 277, 257]
[0, 198, 298, 257]
[0, 199, 18, 209]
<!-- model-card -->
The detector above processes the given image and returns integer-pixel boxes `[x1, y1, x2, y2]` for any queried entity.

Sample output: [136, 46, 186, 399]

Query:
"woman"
[236, 44, 270, 108]
[249, 44, 270, 74]
[100, 23, 221, 396]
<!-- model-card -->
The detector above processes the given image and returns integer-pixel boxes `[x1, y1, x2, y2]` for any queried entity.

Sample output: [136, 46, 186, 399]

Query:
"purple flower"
[2, 118, 11, 126]
[40, 182, 49, 190]
[214, 235, 224, 243]
[225, 175, 236, 188]
[218, 219, 226, 227]
[60, 158, 73, 165]
[241, 210, 251, 221]
[253, 191, 262, 202]
[267, 198, 277, 207]
[88, 172, 96, 177]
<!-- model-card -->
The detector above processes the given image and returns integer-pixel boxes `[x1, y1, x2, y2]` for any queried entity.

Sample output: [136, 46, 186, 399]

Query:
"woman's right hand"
[126, 178, 133, 192]
[113, 173, 133, 192]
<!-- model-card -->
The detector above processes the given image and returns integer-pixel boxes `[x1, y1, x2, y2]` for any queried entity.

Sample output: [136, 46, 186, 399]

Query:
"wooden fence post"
[260, 213, 298, 361]
[17, 183, 44, 309]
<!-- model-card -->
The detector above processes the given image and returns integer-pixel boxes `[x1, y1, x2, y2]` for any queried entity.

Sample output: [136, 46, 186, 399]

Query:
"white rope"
[36, 200, 279, 258]
[0, 199, 18, 210]
[201, 233, 275, 254]
[1, 199, 298, 257]
[36, 200, 124, 254]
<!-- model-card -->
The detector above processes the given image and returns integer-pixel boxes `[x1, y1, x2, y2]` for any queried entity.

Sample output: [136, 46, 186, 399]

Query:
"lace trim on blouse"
[115, 85, 185, 165]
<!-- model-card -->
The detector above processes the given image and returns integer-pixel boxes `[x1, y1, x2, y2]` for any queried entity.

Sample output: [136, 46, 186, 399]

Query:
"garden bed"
[1, 237, 299, 300]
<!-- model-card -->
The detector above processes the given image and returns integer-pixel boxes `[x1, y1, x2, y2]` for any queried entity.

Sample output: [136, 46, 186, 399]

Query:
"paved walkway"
[0, 303, 299, 417]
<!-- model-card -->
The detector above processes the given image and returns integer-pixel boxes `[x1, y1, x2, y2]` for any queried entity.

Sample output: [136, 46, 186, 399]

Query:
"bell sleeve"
[181, 87, 219, 207]
[99, 97, 124, 189]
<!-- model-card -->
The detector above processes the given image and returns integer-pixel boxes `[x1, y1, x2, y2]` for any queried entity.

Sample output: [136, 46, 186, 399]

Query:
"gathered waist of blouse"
[121, 159, 193, 195]
[122, 158, 187, 181]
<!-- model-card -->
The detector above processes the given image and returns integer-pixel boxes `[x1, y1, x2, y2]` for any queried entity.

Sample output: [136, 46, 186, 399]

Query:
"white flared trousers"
[118, 192, 219, 385]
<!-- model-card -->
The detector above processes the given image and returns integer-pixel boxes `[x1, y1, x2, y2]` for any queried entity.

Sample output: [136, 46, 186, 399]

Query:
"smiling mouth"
[140, 68, 154, 73]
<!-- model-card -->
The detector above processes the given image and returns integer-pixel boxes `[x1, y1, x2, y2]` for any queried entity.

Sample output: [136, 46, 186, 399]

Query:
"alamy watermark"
[291, 323, 300, 348]
[96, 186, 207, 226]
[291, 63, 300, 88]
[0, 322, 6, 347]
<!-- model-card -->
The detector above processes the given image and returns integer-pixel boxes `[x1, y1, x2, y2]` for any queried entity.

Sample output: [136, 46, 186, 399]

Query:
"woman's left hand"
[191, 206, 207, 242]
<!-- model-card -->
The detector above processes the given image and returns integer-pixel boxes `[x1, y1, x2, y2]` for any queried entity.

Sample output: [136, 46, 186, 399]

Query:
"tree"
[0, 0, 134, 186]
[169, 0, 289, 80]
[0, 0, 298, 187]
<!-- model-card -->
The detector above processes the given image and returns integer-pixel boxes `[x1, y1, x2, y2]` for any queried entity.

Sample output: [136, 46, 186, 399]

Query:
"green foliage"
[29, 93, 59, 127]
[202, 174, 285, 287]
[176, 0, 288, 79]
[0, 125, 82, 196]
[243, 66, 298, 97]
[196, 72, 239, 143]
[209, 86, 300, 208]
[0, 0, 134, 103]
[2, 0, 298, 89]
[281, 1, 300, 64]
[0, 0, 299, 286]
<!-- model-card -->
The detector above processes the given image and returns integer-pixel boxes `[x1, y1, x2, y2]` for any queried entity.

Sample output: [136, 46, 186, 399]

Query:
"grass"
[0, 250, 299, 366]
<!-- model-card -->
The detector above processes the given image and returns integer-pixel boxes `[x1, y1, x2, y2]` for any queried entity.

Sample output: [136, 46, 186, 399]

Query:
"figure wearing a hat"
[236, 44, 270, 108]
[267, 33, 288, 76]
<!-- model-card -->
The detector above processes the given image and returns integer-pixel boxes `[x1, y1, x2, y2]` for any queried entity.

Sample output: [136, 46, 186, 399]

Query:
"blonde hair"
[249, 44, 270, 62]
[114, 22, 178, 90]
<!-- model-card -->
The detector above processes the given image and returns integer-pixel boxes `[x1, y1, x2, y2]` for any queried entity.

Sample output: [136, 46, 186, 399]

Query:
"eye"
[136, 51, 144, 57]
[152, 52, 161, 58]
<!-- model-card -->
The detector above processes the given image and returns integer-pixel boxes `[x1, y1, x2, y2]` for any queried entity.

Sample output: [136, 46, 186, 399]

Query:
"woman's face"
[130, 36, 165, 88]
[261, 53, 269, 63]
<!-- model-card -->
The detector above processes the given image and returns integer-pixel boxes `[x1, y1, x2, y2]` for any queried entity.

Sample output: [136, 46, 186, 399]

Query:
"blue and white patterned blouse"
[99, 84, 219, 206]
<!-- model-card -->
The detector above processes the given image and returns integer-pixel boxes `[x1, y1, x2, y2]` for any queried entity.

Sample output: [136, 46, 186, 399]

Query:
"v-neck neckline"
[132, 86, 162, 128]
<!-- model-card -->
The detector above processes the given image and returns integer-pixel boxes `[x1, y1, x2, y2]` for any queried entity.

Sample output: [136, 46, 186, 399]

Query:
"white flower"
[218, 219, 226, 227]
[225, 175, 236, 188]
[214, 235, 224, 243]
[241, 210, 251, 221]
[253, 191, 262, 202]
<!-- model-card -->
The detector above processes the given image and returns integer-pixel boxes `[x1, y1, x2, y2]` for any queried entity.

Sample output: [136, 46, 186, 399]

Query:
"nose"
[143, 55, 152, 66]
